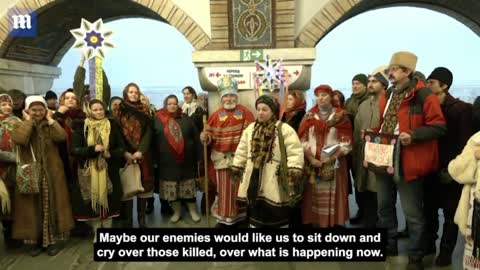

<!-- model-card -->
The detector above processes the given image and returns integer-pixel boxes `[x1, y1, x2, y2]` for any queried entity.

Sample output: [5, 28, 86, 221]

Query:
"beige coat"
[11, 119, 74, 240]
[353, 96, 380, 192]
[232, 121, 304, 205]
[448, 131, 480, 235]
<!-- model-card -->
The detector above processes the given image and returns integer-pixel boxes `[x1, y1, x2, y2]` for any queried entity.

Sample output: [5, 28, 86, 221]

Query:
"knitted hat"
[44, 90, 57, 100]
[255, 95, 279, 117]
[314, 84, 334, 96]
[25, 95, 47, 109]
[369, 65, 389, 87]
[427, 67, 453, 88]
[388, 51, 417, 71]
[352, 74, 368, 87]
[217, 75, 239, 98]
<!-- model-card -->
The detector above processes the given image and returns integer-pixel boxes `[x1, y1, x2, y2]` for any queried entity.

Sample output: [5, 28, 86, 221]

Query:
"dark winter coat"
[189, 106, 207, 132]
[71, 118, 125, 219]
[53, 110, 87, 218]
[472, 96, 480, 132]
[435, 93, 474, 209]
[73, 66, 111, 108]
[282, 109, 306, 133]
[154, 115, 201, 181]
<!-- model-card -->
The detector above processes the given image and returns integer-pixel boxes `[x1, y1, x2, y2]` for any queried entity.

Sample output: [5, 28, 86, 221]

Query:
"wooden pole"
[202, 115, 210, 227]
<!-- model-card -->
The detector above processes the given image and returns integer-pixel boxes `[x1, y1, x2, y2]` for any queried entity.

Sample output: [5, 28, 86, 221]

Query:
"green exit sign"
[240, 49, 263, 61]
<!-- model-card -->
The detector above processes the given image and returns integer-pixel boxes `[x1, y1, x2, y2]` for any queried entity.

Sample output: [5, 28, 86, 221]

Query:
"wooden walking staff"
[202, 115, 210, 227]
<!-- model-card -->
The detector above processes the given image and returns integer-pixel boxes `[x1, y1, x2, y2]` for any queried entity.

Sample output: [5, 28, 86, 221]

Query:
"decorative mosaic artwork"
[229, 0, 274, 48]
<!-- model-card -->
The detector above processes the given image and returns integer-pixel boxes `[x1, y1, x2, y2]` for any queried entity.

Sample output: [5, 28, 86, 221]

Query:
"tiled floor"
[0, 193, 465, 270]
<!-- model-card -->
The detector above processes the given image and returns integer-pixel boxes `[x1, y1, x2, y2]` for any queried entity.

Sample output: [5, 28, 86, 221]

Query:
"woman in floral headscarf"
[282, 90, 306, 132]
[154, 95, 202, 223]
[71, 99, 124, 241]
[0, 94, 21, 248]
[298, 84, 352, 228]
[116, 83, 154, 228]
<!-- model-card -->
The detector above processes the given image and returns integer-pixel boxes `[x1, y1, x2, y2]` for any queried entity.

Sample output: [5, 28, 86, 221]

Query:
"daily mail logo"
[8, 8, 37, 37]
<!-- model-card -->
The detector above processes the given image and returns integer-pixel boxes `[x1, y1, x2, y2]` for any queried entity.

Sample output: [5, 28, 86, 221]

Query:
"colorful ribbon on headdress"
[279, 69, 289, 120]
[88, 57, 104, 102]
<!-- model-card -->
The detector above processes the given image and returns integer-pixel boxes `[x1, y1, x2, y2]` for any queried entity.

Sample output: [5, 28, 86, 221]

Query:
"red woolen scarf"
[0, 114, 10, 152]
[155, 108, 185, 163]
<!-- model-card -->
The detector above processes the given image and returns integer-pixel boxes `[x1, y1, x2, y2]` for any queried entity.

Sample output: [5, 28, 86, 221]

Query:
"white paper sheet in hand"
[322, 144, 340, 156]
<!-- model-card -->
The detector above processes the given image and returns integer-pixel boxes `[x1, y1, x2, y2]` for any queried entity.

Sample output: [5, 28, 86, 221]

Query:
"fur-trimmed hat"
[388, 51, 417, 71]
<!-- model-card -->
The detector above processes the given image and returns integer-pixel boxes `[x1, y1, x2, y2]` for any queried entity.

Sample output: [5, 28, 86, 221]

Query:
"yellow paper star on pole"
[70, 18, 114, 60]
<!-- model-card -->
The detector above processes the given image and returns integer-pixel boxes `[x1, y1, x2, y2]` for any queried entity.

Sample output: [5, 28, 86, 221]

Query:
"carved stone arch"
[296, 0, 480, 47]
[0, 0, 211, 65]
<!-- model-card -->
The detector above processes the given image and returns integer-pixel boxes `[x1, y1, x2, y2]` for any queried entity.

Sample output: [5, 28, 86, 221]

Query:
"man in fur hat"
[374, 51, 446, 270]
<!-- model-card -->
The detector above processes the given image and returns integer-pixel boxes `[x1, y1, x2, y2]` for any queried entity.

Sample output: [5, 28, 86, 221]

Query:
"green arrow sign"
[240, 49, 263, 61]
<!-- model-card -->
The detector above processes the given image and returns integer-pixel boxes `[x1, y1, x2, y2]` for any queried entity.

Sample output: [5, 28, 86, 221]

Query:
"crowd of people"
[1, 51, 480, 270]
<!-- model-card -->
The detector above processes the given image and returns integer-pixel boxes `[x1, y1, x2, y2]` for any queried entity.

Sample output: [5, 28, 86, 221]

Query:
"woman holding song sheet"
[298, 85, 353, 228]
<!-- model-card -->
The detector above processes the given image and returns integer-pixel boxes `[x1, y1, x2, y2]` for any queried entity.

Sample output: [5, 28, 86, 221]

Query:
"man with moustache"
[353, 65, 388, 228]
[424, 67, 473, 266]
[200, 75, 254, 228]
[374, 52, 446, 270]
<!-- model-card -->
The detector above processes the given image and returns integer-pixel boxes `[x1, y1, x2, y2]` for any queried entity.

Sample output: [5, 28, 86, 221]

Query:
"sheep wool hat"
[388, 51, 417, 71]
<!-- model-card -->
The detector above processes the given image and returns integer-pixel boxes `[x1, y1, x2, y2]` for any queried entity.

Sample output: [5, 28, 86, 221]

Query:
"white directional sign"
[205, 65, 303, 90]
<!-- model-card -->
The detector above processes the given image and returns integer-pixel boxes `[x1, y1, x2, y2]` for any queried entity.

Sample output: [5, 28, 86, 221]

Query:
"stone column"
[192, 48, 316, 114]
[0, 58, 61, 95]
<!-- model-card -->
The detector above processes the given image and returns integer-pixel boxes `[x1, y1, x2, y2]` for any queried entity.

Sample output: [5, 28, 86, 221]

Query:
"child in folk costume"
[449, 131, 480, 270]
[232, 95, 304, 228]
[298, 85, 353, 228]
[12, 96, 74, 256]
[71, 99, 124, 241]
[0, 94, 22, 248]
